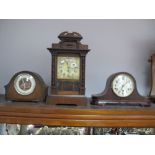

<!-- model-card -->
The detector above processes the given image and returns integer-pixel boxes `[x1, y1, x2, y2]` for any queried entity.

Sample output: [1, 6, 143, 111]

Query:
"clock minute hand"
[121, 80, 129, 89]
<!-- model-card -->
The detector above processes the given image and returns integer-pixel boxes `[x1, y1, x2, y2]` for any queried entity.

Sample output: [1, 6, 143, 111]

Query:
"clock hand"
[121, 80, 129, 90]
[120, 81, 131, 96]
[21, 78, 26, 90]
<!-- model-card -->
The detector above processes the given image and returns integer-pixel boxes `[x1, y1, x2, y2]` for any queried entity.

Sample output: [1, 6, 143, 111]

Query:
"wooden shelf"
[0, 95, 155, 127]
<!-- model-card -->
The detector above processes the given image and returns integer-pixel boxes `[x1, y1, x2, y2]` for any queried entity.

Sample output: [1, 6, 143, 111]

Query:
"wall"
[0, 19, 155, 96]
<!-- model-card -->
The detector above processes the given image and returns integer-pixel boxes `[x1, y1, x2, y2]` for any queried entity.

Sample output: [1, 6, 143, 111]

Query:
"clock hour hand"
[21, 78, 26, 90]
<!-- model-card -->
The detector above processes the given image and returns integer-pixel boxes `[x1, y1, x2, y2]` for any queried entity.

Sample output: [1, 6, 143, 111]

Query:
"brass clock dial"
[57, 56, 80, 80]
[112, 73, 135, 97]
[14, 73, 36, 95]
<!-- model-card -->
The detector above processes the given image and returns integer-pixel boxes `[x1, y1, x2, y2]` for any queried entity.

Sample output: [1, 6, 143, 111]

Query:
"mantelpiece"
[0, 95, 155, 128]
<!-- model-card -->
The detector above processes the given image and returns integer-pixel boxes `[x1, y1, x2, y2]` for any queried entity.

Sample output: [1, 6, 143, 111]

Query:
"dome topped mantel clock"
[91, 72, 149, 106]
[47, 31, 90, 105]
[5, 71, 47, 102]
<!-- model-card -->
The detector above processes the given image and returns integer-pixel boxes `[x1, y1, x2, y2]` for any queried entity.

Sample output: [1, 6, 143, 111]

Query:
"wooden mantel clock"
[5, 71, 47, 102]
[91, 72, 149, 106]
[47, 31, 90, 105]
[149, 53, 155, 101]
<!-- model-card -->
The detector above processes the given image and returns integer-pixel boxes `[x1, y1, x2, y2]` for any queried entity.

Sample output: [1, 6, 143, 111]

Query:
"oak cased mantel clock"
[5, 71, 47, 102]
[47, 31, 90, 105]
[91, 72, 149, 106]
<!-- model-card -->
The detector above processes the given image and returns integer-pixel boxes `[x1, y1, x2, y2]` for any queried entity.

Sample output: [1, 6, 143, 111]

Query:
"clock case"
[91, 72, 149, 106]
[5, 71, 47, 102]
[47, 31, 90, 106]
[149, 53, 155, 102]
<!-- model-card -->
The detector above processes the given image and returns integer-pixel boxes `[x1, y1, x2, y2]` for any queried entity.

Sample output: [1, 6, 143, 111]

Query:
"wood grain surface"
[0, 95, 155, 127]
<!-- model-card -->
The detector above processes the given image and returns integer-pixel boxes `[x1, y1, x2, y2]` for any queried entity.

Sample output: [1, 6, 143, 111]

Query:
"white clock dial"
[14, 73, 36, 95]
[112, 74, 135, 97]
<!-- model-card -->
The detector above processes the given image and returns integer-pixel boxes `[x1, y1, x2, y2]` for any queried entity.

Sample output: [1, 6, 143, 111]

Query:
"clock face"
[14, 73, 36, 95]
[112, 73, 135, 97]
[57, 56, 80, 80]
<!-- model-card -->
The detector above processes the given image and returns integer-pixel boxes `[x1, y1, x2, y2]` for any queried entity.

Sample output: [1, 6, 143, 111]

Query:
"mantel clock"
[91, 72, 149, 106]
[47, 31, 90, 105]
[5, 71, 47, 102]
[149, 53, 155, 101]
